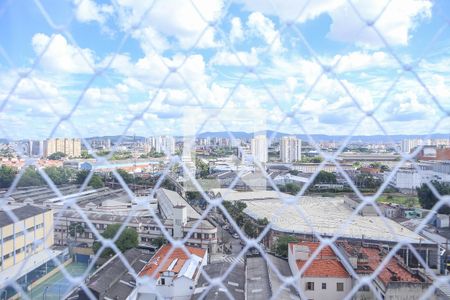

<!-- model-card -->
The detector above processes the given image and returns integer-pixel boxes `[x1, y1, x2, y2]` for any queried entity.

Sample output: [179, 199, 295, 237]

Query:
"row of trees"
[0, 165, 104, 189]
[222, 200, 269, 238]
[140, 150, 165, 159]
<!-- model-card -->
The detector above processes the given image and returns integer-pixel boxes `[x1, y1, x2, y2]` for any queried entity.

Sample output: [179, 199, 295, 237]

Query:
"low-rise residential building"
[288, 241, 352, 300]
[131, 244, 207, 300]
[339, 242, 435, 299]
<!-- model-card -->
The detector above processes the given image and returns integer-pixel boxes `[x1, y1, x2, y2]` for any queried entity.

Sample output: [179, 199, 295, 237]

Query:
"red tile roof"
[358, 246, 420, 285]
[340, 242, 422, 285]
[139, 244, 206, 279]
[289, 242, 350, 278]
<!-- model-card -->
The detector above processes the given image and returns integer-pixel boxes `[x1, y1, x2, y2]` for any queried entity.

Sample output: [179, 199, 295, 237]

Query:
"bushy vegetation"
[313, 170, 337, 184]
[417, 181, 450, 213]
[93, 224, 139, 258]
[274, 235, 299, 257]
[47, 152, 66, 160]
[278, 183, 301, 195]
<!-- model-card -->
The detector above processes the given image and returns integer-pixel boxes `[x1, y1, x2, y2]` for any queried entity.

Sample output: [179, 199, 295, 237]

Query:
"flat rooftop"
[0, 204, 49, 227]
[244, 196, 433, 244]
[211, 188, 291, 202]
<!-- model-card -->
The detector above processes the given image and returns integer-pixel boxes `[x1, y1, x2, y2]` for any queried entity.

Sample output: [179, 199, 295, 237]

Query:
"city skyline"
[2, 1, 450, 299]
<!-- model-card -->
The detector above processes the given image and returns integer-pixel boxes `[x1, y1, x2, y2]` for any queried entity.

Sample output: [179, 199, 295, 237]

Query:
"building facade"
[43, 138, 81, 158]
[145, 136, 176, 155]
[251, 134, 268, 163]
[280, 136, 301, 163]
[130, 244, 207, 300]
[288, 242, 352, 300]
[0, 205, 53, 271]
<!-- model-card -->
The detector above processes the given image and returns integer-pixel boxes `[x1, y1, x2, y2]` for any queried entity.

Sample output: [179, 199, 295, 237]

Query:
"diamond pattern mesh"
[0, 0, 449, 299]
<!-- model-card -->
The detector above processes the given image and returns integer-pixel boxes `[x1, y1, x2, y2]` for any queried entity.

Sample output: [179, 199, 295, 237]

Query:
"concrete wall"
[299, 276, 352, 300]
[384, 282, 435, 300]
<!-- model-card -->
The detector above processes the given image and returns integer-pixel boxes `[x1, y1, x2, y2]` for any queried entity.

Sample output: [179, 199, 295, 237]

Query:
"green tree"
[80, 150, 94, 159]
[116, 169, 134, 184]
[44, 166, 74, 185]
[47, 152, 66, 160]
[222, 200, 247, 227]
[89, 175, 104, 189]
[153, 236, 167, 248]
[17, 167, 44, 187]
[289, 170, 300, 176]
[68, 222, 85, 243]
[274, 235, 299, 257]
[76, 170, 104, 188]
[195, 158, 209, 178]
[380, 165, 390, 172]
[356, 174, 382, 189]
[279, 183, 300, 195]
[76, 169, 89, 184]
[243, 220, 257, 238]
[93, 224, 139, 258]
[0, 165, 17, 188]
[256, 217, 269, 226]
[417, 181, 450, 213]
[313, 171, 337, 184]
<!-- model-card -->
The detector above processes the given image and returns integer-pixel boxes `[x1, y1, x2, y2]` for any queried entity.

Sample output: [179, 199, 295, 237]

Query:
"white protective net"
[0, 0, 450, 299]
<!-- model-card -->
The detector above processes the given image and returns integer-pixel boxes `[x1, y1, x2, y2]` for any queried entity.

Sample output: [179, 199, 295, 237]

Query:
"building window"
[322, 283, 326, 290]
[306, 282, 314, 291]
[161, 278, 165, 285]
[337, 282, 344, 291]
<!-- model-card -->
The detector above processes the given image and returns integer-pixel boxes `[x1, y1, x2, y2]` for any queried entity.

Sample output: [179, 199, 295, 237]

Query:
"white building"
[390, 167, 423, 191]
[280, 136, 301, 163]
[400, 138, 450, 153]
[251, 134, 268, 163]
[131, 244, 207, 300]
[288, 241, 352, 300]
[273, 173, 309, 186]
[146, 136, 176, 155]
[387, 162, 450, 191]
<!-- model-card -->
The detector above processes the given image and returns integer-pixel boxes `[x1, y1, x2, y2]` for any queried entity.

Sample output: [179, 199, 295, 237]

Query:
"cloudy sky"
[0, 0, 449, 140]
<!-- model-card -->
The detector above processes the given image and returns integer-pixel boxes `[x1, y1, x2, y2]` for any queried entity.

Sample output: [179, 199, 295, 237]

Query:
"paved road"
[246, 256, 271, 300]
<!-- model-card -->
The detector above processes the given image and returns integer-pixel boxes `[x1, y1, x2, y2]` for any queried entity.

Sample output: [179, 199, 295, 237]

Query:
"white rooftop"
[210, 188, 291, 202]
[244, 196, 433, 244]
[159, 189, 201, 219]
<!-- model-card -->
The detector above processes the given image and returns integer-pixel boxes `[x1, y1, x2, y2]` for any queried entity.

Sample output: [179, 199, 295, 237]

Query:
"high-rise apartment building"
[251, 134, 268, 163]
[280, 136, 301, 163]
[43, 138, 81, 158]
[145, 136, 176, 155]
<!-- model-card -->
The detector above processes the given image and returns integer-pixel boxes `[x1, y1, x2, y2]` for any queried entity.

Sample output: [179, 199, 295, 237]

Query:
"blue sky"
[0, 0, 449, 140]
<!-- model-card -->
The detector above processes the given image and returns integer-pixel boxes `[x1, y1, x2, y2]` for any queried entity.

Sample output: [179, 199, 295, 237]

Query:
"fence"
[0, 0, 449, 299]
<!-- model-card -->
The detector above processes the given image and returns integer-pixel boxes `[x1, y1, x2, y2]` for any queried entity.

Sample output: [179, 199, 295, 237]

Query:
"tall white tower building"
[280, 136, 301, 163]
[146, 136, 176, 155]
[251, 134, 268, 163]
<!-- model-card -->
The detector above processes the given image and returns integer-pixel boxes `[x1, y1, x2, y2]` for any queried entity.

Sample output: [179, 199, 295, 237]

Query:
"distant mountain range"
[3, 132, 449, 144]
[86, 135, 146, 143]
